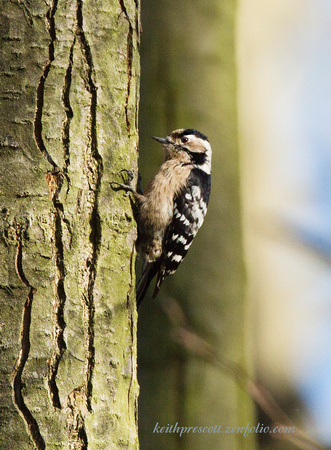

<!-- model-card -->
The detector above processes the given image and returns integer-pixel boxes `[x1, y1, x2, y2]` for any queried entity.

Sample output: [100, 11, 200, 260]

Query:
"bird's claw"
[110, 181, 134, 194]
[110, 169, 135, 195]
[119, 169, 134, 183]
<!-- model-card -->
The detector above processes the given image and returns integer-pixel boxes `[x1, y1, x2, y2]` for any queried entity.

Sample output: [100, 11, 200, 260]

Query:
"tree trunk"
[0, 0, 140, 448]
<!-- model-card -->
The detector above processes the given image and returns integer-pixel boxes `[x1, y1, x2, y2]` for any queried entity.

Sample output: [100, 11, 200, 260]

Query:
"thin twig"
[161, 297, 325, 450]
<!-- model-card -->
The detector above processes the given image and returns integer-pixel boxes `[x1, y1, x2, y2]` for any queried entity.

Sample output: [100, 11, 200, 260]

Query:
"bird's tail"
[136, 261, 159, 308]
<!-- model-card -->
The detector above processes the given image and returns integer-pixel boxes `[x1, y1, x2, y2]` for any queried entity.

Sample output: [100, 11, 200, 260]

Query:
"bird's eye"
[181, 137, 189, 144]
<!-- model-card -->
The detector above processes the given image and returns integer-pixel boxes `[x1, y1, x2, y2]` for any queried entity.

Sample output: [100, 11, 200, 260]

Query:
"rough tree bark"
[0, 0, 140, 448]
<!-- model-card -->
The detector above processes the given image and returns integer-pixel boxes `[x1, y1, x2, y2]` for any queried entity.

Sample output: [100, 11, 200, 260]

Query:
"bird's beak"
[152, 136, 168, 144]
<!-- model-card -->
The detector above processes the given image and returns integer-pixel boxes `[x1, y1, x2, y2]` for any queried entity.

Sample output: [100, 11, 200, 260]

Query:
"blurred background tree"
[137, 0, 331, 449]
[137, 1, 255, 449]
[237, 0, 331, 448]
[236, 0, 331, 448]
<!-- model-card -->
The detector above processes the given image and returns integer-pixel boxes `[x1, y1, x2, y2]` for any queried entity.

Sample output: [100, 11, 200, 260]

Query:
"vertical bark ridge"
[34, 0, 59, 169]
[46, 25, 78, 411]
[45, 22, 76, 413]
[75, 0, 103, 414]
[12, 233, 46, 450]
[46, 171, 68, 410]
[62, 37, 76, 191]
[127, 243, 135, 415]
[119, 0, 134, 135]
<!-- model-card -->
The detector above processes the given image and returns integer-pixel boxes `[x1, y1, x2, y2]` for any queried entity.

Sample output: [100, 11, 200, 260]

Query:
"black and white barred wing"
[154, 168, 211, 296]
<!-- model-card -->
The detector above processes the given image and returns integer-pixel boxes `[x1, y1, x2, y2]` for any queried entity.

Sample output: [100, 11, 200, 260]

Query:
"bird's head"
[152, 128, 212, 174]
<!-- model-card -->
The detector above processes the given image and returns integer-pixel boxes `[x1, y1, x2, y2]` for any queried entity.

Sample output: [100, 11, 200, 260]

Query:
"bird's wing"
[153, 168, 211, 297]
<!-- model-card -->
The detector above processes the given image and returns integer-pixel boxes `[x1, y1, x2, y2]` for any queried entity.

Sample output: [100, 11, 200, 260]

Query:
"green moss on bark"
[0, 0, 140, 448]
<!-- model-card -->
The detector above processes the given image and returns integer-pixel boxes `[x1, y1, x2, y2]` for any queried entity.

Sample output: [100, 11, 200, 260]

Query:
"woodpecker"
[113, 128, 211, 307]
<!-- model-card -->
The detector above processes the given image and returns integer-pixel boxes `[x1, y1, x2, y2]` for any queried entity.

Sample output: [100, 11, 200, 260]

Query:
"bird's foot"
[111, 169, 136, 194]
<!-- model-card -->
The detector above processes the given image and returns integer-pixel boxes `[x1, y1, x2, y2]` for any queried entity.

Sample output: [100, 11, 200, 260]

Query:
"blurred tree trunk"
[138, 0, 255, 449]
[0, 0, 140, 448]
